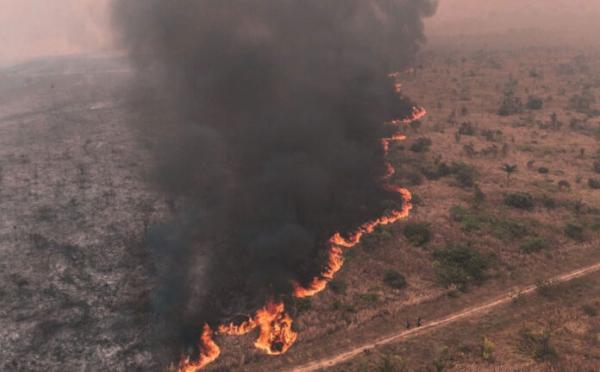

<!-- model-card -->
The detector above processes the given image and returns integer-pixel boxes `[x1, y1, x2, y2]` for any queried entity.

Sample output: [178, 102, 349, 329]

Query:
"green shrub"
[498, 92, 523, 116]
[450, 205, 484, 231]
[588, 178, 600, 189]
[537, 280, 560, 299]
[504, 192, 535, 210]
[450, 162, 478, 188]
[492, 218, 529, 241]
[526, 96, 544, 110]
[581, 304, 598, 317]
[383, 270, 407, 289]
[420, 162, 451, 180]
[539, 194, 556, 209]
[481, 337, 495, 362]
[520, 237, 548, 253]
[403, 222, 431, 246]
[564, 223, 584, 242]
[518, 328, 557, 361]
[332, 300, 356, 313]
[537, 167, 549, 174]
[294, 298, 312, 313]
[433, 244, 488, 291]
[458, 122, 476, 136]
[329, 279, 347, 295]
[410, 137, 433, 153]
[358, 293, 379, 302]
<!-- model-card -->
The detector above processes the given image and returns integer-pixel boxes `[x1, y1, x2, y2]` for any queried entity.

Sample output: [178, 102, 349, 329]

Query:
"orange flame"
[293, 103, 423, 298]
[218, 300, 298, 355]
[178, 75, 425, 370]
[179, 325, 221, 372]
[254, 300, 298, 355]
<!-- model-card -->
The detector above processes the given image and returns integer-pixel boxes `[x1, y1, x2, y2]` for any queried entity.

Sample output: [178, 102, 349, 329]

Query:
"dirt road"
[290, 261, 600, 372]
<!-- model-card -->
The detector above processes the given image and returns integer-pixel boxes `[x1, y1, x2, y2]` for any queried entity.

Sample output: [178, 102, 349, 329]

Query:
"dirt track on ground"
[290, 261, 600, 372]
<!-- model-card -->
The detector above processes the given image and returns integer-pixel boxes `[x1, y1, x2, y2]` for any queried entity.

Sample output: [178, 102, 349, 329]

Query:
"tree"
[501, 164, 518, 185]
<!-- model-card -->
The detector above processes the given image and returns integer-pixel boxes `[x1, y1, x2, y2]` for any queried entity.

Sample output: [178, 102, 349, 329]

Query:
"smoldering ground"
[112, 0, 437, 362]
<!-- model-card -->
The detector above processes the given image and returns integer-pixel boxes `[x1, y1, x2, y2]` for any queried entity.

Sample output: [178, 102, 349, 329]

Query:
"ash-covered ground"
[0, 56, 162, 371]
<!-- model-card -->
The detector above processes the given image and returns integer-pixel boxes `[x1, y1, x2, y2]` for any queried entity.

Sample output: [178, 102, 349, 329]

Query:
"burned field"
[0, 57, 159, 371]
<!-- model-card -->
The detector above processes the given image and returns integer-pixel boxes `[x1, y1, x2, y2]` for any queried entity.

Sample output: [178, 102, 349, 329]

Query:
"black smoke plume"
[113, 0, 437, 362]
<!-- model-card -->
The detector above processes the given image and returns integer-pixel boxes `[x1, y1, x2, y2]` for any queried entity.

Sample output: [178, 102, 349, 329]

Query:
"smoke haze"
[113, 0, 437, 361]
[0, 0, 111, 66]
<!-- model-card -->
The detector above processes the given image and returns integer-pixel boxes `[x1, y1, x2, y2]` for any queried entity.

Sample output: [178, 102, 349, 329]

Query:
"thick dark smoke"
[113, 0, 437, 361]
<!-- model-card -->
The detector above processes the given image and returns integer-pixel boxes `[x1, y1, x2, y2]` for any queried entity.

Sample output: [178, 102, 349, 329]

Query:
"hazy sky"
[1, 0, 599, 65]
[0, 0, 111, 65]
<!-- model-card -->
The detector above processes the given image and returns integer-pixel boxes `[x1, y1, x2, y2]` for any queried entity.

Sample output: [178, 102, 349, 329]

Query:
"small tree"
[502, 164, 518, 185]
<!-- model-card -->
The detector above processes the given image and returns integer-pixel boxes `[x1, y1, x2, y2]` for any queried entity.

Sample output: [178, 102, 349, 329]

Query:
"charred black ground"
[112, 0, 437, 360]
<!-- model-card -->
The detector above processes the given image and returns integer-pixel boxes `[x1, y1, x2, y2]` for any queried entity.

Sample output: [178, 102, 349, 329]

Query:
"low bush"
[329, 279, 347, 295]
[420, 162, 451, 180]
[450, 162, 478, 188]
[564, 223, 584, 242]
[433, 244, 488, 291]
[520, 237, 548, 254]
[492, 218, 529, 241]
[481, 337, 495, 362]
[410, 137, 433, 153]
[504, 192, 535, 210]
[537, 167, 549, 174]
[358, 292, 379, 302]
[450, 205, 484, 232]
[403, 222, 431, 246]
[539, 194, 556, 209]
[518, 328, 557, 361]
[458, 122, 476, 136]
[588, 178, 600, 189]
[581, 304, 598, 317]
[383, 270, 407, 289]
[498, 93, 523, 116]
[526, 96, 544, 110]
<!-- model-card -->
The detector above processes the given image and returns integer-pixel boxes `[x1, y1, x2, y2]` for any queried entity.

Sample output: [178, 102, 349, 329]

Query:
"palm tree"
[502, 163, 518, 185]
